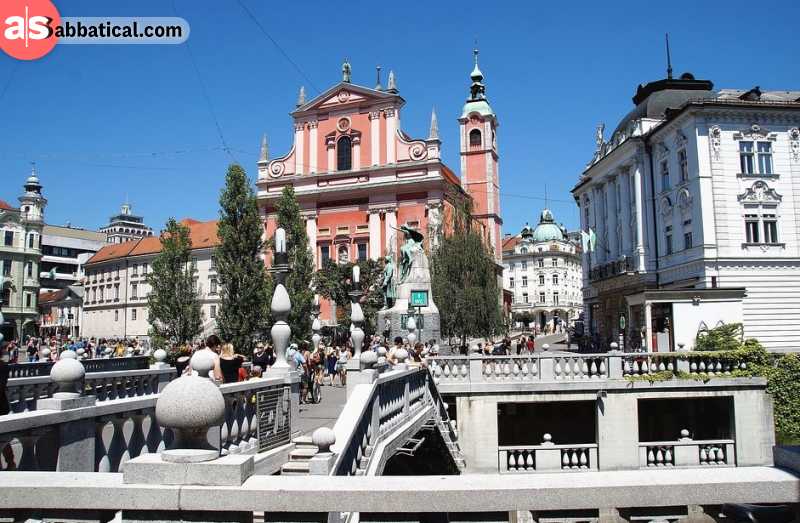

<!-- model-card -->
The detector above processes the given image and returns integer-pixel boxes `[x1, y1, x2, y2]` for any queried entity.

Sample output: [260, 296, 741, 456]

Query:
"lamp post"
[349, 265, 364, 357]
[270, 228, 291, 370]
[311, 294, 321, 352]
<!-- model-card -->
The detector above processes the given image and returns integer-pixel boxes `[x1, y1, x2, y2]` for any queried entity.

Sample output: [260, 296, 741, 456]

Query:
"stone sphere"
[395, 348, 409, 363]
[680, 429, 690, 439]
[50, 357, 85, 387]
[104, 347, 112, 355]
[542, 344, 550, 351]
[542, 433, 553, 443]
[76, 348, 85, 356]
[60, 350, 77, 360]
[154, 348, 168, 363]
[190, 349, 216, 378]
[311, 427, 336, 453]
[377, 346, 387, 357]
[361, 350, 378, 368]
[41, 348, 51, 357]
[156, 375, 225, 430]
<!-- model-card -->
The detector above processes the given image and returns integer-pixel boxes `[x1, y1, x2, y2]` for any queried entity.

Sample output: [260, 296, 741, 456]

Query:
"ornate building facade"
[257, 54, 502, 324]
[572, 72, 800, 352]
[99, 202, 154, 244]
[0, 170, 46, 341]
[502, 209, 582, 330]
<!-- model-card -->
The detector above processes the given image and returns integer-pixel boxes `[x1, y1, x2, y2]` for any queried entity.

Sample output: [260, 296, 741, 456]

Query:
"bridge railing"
[8, 356, 150, 378]
[0, 374, 298, 473]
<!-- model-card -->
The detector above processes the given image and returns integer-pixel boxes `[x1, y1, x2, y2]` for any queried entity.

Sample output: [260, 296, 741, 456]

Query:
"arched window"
[337, 135, 352, 171]
[469, 129, 482, 147]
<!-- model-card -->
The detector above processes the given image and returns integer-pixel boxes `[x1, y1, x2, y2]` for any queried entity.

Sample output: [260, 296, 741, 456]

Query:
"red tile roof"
[86, 220, 220, 265]
[0, 199, 15, 211]
[502, 235, 520, 253]
[39, 289, 67, 304]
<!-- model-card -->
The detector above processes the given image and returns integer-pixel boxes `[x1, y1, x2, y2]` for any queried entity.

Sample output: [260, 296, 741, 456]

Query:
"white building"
[39, 224, 107, 292]
[39, 285, 85, 338]
[0, 170, 47, 341]
[99, 203, 154, 244]
[572, 71, 800, 352]
[82, 219, 220, 340]
[502, 209, 583, 330]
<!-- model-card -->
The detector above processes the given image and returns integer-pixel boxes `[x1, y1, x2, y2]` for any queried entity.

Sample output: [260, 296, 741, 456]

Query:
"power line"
[171, 0, 238, 164]
[234, 0, 321, 94]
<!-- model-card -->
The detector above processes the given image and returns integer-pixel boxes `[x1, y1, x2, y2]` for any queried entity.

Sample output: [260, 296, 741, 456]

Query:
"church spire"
[469, 47, 486, 101]
[259, 134, 269, 163]
[428, 107, 439, 141]
[386, 69, 398, 93]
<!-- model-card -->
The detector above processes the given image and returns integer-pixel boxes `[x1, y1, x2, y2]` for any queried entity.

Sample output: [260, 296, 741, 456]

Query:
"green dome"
[531, 209, 565, 242]
[461, 99, 495, 119]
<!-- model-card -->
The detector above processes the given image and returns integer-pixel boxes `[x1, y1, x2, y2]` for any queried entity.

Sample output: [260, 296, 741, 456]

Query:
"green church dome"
[531, 209, 565, 242]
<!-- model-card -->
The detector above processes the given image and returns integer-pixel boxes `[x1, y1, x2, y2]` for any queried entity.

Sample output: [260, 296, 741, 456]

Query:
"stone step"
[280, 461, 310, 475]
[289, 447, 318, 461]
[292, 435, 315, 447]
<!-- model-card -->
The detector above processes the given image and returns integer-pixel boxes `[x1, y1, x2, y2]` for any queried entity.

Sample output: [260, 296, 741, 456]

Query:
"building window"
[320, 245, 330, 265]
[469, 129, 482, 147]
[740, 141, 755, 174]
[538, 274, 545, 286]
[552, 274, 559, 285]
[28, 233, 34, 248]
[660, 160, 670, 191]
[678, 149, 688, 182]
[114, 284, 120, 300]
[210, 305, 217, 319]
[142, 263, 148, 274]
[191, 258, 198, 271]
[665, 226, 673, 255]
[357, 243, 367, 261]
[521, 276, 528, 287]
[553, 292, 559, 306]
[551, 258, 558, 267]
[26, 261, 32, 278]
[114, 310, 119, 322]
[131, 283, 138, 299]
[210, 278, 217, 295]
[522, 292, 529, 304]
[132, 264, 138, 276]
[684, 231, 693, 250]
[4, 231, 13, 246]
[537, 259, 544, 268]
[132, 309, 137, 321]
[763, 214, 779, 243]
[509, 277, 514, 288]
[337, 135, 352, 171]
[538, 292, 545, 304]
[25, 293, 31, 308]
[757, 142, 773, 174]
[521, 261, 527, 270]
[520, 247, 528, 254]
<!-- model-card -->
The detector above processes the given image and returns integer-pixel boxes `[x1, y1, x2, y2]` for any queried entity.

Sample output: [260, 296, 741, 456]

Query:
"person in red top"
[526, 337, 535, 353]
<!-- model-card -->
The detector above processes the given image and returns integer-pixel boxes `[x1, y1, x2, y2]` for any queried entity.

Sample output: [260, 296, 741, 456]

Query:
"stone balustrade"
[7, 356, 150, 378]
[429, 351, 752, 390]
[6, 367, 176, 413]
[499, 436, 598, 473]
[639, 438, 736, 468]
[0, 374, 298, 473]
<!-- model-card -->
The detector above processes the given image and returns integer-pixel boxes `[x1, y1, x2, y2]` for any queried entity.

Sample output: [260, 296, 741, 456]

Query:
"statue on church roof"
[342, 59, 352, 83]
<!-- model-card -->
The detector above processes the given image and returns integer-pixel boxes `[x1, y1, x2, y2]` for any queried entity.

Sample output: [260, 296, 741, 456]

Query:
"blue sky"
[1, 0, 799, 235]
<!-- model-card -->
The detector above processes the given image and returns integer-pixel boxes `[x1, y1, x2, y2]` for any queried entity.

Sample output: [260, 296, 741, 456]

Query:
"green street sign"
[410, 290, 429, 307]
[619, 315, 626, 330]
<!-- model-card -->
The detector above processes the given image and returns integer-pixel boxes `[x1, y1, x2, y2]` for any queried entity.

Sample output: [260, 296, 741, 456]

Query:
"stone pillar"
[305, 214, 317, 268]
[593, 185, 606, 264]
[326, 135, 335, 172]
[456, 395, 499, 473]
[385, 108, 397, 164]
[384, 209, 397, 256]
[644, 301, 653, 352]
[633, 161, 646, 272]
[618, 170, 632, 256]
[369, 110, 380, 165]
[352, 134, 361, 170]
[596, 393, 640, 470]
[294, 122, 304, 175]
[606, 176, 618, 260]
[368, 210, 381, 260]
[308, 120, 318, 174]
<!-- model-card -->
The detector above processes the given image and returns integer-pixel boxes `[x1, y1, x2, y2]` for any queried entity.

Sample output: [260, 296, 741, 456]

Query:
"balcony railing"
[639, 439, 735, 467]
[589, 256, 635, 282]
[499, 442, 598, 473]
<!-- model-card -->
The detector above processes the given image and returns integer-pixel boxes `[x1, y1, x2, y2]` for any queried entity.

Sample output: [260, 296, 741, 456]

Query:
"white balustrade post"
[270, 228, 291, 372]
[607, 351, 623, 380]
[308, 427, 337, 475]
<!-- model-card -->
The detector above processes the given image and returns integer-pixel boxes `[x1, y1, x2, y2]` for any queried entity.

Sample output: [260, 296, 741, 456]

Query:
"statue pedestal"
[378, 248, 441, 344]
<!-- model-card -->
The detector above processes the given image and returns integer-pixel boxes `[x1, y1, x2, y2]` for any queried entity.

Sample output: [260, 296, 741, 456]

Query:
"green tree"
[215, 164, 270, 356]
[430, 192, 503, 347]
[147, 218, 202, 347]
[313, 258, 385, 337]
[266, 186, 314, 342]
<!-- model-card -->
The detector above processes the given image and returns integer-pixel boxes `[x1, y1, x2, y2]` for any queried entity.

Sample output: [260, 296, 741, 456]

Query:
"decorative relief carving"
[269, 161, 285, 178]
[384, 108, 396, 118]
[733, 123, 777, 141]
[678, 188, 693, 213]
[337, 90, 350, 103]
[709, 126, 722, 161]
[738, 180, 782, 203]
[409, 142, 428, 161]
[674, 130, 687, 149]
[294, 122, 305, 132]
[790, 128, 800, 162]
[368, 111, 381, 120]
[308, 120, 319, 129]
[660, 196, 673, 217]
[336, 117, 351, 133]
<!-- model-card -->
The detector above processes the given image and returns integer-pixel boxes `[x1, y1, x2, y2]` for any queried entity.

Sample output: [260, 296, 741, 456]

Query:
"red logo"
[0, 0, 60, 60]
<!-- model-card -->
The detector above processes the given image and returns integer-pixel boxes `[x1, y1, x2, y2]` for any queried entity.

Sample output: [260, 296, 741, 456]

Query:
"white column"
[353, 136, 361, 171]
[385, 108, 397, 164]
[384, 210, 397, 257]
[619, 170, 632, 256]
[308, 121, 318, 174]
[305, 215, 317, 268]
[606, 176, 618, 260]
[593, 185, 606, 264]
[370, 111, 380, 166]
[633, 161, 646, 272]
[368, 210, 381, 260]
[644, 301, 653, 352]
[294, 123, 305, 175]
[326, 137, 335, 173]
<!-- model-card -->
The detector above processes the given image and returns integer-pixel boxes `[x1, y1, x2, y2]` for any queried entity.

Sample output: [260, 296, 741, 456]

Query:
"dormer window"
[337, 135, 352, 171]
[469, 129, 482, 148]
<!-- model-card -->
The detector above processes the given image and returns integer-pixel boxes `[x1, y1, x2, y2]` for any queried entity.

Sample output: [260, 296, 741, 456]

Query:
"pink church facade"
[256, 54, 502, 324]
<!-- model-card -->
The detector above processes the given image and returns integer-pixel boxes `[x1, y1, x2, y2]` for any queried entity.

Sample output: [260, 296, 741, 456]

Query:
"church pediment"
[293, 82, 403, 115]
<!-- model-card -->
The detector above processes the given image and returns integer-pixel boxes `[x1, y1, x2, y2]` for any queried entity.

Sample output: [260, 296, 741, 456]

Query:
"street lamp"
[269, 228, 291, 370]
[349, 265, 364, 357]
